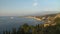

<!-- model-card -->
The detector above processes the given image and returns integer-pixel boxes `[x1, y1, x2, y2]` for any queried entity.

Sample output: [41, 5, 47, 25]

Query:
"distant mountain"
[27, 11, 60, 16]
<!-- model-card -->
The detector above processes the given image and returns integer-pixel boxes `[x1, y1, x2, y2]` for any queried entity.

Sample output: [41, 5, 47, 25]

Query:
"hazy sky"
[0, 0, 60, 16]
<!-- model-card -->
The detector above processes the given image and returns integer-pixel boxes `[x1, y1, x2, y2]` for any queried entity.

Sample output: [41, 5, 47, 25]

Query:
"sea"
[0, 16, 44, 34]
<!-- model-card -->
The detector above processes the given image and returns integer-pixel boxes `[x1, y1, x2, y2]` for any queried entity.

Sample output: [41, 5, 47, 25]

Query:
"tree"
[11, 28, 17, 34]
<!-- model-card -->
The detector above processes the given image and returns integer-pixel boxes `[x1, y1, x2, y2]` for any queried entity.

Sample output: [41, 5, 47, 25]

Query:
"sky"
[0, 0, 60, 16]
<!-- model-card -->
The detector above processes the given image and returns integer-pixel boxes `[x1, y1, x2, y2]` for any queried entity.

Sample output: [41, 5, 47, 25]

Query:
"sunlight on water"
[10, 17, 14, 19]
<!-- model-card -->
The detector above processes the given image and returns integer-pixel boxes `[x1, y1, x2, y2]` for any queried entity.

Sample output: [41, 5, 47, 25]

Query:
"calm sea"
[0, 16, 44, 34]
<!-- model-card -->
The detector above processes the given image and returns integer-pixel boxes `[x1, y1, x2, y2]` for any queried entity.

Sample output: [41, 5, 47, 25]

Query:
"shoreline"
[26, 16, 42, 21]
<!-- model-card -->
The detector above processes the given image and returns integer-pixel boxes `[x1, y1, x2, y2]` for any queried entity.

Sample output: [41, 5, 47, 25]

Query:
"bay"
[0, 16, 44, 34]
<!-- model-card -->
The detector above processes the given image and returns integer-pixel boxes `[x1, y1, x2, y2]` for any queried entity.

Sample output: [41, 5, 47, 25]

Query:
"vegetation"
[3, 17, 60, 34]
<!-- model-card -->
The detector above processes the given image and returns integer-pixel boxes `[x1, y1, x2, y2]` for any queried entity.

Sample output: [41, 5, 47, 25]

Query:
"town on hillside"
[27, 13, 60, 27]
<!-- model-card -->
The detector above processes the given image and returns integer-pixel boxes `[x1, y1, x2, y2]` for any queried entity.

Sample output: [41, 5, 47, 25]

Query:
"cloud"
[33, 0, 38, 8]
[33, 2, 38, 7]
